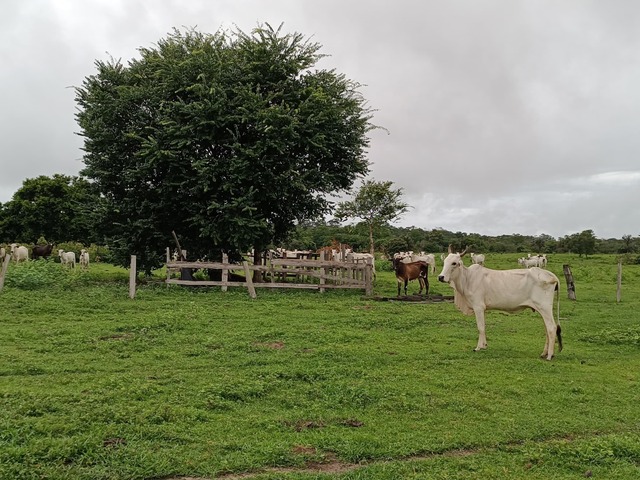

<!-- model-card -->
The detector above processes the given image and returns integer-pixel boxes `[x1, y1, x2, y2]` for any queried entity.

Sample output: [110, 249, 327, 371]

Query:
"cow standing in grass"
[58, 249, 76, 268]
[79, 249, 90, 269]
[438, 245, 562, 360]
[10, 244, 29, 263]
[32, 243, 54, 260]
[393, 257, 429, 296]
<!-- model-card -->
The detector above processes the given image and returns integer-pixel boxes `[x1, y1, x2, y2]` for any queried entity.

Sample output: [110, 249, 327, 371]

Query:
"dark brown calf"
[393, 258, 430, 296]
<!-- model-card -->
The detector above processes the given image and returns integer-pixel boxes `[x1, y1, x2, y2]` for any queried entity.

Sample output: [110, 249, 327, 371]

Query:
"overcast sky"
[2, 0, 639, 239]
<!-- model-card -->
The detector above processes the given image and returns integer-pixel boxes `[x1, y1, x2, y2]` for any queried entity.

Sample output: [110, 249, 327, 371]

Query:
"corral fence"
[128, 248, 374, 299]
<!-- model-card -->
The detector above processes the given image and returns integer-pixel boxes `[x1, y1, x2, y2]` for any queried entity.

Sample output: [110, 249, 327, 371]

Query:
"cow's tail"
[555, 283, 563, 352]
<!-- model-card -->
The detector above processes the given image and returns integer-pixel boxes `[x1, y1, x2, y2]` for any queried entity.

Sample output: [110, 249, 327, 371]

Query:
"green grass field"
[1, 254, 639, 479]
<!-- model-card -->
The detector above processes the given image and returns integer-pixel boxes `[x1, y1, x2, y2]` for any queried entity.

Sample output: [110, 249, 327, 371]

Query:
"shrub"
[5, 259, 75, 290]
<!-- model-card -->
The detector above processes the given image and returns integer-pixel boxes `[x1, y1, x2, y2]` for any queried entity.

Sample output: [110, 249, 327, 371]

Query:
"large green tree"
[0, 174, 101, 244]
[334, 179, 409, 254]
[75, 24, 373, 274]
[561, 229, 597, 257]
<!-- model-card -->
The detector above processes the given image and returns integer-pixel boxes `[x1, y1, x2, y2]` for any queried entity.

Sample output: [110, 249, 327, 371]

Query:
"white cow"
[538, 254, 548, 268]
[438, 246, 562, 360]
[518, 257, 540, 268]
[58, 249, 76, 268]
[401, 252, 436, 274]
[345, 251, 376, 278]
[470, 252, 485, 266]
[0, 247, 5, 261]
[10, 243, 29, 263]
[79, 249, 90, 269]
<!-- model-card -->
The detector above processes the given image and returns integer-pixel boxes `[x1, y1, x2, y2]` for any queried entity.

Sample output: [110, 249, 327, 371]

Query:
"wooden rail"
[161, 248, 373, 298]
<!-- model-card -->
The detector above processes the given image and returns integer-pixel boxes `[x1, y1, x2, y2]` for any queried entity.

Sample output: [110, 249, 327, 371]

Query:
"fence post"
[617, 261, 622, 303]
[166, 247, 171, 284]
[222, 253, 229, 292]
[562, 264, 576, 301]
[0, 254, 11, 293]
[129, 255, 137, 299]
[268, 250, 275, 284]
[364, 257, 373, 296]
[319, 250, 326, 293]
[243, 261, 257, 299]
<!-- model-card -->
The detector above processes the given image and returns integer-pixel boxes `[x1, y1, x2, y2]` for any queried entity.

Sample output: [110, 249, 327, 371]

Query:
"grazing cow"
[79, 249, 90, 269]
[438, 245, 561, 360]
[10, 244, 29, 263]
[470, 252, 485, 266]
[32, 243, 54, 260]
[401, 252, 436, 274]
[58, 249, 76, 268]
[393, 257, 429, 296]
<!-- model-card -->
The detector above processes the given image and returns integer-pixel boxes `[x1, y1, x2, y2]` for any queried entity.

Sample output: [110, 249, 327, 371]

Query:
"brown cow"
[393, 258, 429, 296]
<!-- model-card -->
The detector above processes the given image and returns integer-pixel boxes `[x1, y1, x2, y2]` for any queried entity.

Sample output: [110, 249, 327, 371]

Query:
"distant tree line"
[286, 221, 638, 259]
[1, 174, 637, 263]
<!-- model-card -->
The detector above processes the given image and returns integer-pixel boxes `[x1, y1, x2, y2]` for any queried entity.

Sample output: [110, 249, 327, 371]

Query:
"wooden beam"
[129, 255, 137, 299]
[0, 254, 11, 292]
[243, 261, 257, 299]
[562, 264, 576, 301]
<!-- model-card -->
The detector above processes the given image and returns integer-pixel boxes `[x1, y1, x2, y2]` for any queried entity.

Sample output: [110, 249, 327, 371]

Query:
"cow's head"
[438, 245, 468, 283]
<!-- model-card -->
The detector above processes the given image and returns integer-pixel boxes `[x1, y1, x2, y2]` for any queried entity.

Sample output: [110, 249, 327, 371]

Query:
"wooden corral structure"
[161, 248, 374, 298]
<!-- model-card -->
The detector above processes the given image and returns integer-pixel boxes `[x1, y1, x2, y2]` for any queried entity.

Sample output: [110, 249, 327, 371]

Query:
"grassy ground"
[0, 254, 639, 479]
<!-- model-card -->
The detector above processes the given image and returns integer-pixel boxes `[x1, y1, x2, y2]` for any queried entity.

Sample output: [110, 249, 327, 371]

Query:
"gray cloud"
[2, 0, 639, 238]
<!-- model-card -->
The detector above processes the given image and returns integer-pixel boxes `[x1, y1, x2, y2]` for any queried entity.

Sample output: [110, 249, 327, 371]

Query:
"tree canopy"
[334, 179, 409, 254]
[75, 24, 373, 273]
[0, 174, 101, 244]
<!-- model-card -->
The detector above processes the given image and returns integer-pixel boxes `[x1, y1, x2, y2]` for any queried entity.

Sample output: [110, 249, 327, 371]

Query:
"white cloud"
[2, 0, 640, 240]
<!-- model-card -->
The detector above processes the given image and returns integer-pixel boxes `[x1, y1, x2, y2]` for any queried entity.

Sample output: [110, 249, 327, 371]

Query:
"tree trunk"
[368, 222, 375, 255]
[252, 244, 264, 283]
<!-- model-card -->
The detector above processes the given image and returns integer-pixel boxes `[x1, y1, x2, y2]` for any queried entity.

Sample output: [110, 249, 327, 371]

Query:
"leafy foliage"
[4, 259, 75, 290]
[0, 174, 102, 244]
[334, 179, 409, 253]
[75, 24, 373, 274]
[559, 229, 597, 257]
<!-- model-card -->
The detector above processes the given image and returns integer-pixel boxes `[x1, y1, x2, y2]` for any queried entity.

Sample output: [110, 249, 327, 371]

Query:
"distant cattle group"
[0, 243, 90, 270]
[518, 254, 548, 268]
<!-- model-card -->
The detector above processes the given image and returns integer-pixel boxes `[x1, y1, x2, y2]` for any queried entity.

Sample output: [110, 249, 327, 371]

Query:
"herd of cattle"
[3, 242, 560, 359]
[0, 243, 90, 269]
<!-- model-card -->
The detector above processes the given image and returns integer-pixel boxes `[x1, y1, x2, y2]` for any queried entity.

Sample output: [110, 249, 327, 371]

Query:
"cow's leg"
[404, 279, 408, 296]
[397, 278, 402, 296]
[418, 277, 425, 295]
[473, 308, 488, 351]
[539, 309, 557, 360]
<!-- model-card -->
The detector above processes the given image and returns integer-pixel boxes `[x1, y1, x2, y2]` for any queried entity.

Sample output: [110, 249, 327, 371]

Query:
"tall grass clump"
[4, 260, 75, 290]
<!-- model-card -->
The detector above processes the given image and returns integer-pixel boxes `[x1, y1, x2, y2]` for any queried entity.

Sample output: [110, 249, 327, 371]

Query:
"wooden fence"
[149, 249, 374, 299]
